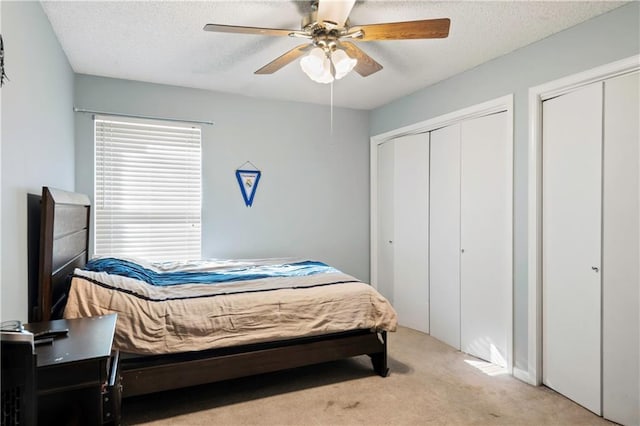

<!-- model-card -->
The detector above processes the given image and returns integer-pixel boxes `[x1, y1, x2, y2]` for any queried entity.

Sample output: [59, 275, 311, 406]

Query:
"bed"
[33, 186, 397, 398]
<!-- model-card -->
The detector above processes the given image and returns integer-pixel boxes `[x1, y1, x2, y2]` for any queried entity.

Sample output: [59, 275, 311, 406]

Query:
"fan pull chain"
[328, 52, 335, 136]
[330, 79, 334, 135]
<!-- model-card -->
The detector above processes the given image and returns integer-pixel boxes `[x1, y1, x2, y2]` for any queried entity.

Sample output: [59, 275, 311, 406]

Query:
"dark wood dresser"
[25, 314, 120, 425]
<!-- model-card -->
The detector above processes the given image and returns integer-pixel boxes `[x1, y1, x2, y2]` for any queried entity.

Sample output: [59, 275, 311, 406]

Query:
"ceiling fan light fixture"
[300, 46, 357, 84]
[300, 47, 333, 83]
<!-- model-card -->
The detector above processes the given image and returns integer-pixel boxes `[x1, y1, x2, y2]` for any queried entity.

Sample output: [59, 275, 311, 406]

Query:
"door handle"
[591, 266, 599, 273]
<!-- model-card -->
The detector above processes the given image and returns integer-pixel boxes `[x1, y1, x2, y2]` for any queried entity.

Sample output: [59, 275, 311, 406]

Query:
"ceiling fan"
[203, 0, 450, 84]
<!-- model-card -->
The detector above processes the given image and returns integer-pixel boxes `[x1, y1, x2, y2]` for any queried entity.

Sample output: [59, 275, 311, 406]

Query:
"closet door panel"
[429, 124, 461, 348]
[542, 82, 602, 415]
[602, 71, 639, 426]
[393, 134, 430, 333]
[377, 141, 395, 302]
[460, 111, 511, 368]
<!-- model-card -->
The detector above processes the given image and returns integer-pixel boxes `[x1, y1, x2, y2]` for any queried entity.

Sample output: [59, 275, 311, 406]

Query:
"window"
[94, 117, 202, 261]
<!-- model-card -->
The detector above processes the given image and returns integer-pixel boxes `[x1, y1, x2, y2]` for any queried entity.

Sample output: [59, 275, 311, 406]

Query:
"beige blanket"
[64, 260, 397, 354]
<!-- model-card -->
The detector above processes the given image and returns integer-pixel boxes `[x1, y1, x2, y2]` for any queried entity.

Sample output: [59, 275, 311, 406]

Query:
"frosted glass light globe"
[301, 48, 333, 83]
[332, 49, 357, 80]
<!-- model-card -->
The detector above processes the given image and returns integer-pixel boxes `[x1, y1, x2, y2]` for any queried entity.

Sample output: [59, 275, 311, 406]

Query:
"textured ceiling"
[41, 1, 626, 110]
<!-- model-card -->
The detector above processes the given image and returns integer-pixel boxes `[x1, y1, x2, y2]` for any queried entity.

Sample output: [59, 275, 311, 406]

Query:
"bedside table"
[25, 314, 120, 425]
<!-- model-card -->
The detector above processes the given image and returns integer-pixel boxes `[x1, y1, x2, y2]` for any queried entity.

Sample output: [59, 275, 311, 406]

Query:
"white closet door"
[460, 111, 511, 368]
[429, 124, 461, 348]
[542, 82, 603, 415]
[602, 71, 639, 426]
[377, 141, 395, 302]
[393, 134, 430, 333]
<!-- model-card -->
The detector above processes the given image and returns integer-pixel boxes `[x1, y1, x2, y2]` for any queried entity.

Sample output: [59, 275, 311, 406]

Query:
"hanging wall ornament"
[235, 161, 261, 207]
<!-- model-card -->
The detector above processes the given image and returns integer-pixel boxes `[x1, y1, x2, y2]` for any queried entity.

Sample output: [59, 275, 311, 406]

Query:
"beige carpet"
[123, 327, 612, 425]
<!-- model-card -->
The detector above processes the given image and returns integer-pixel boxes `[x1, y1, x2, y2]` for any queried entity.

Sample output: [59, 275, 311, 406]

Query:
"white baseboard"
[513, 367, 536, 385]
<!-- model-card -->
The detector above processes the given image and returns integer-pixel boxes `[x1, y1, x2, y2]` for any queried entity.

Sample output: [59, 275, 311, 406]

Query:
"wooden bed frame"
[33, 186, 389, 397]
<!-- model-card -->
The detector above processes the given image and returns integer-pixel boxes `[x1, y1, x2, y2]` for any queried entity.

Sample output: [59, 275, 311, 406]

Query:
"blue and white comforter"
[64, 257, 398, 354]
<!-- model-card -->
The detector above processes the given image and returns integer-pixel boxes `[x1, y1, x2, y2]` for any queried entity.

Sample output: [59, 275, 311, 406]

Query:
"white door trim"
[527, 54, 640, 386]
[370, 94, 514, 373]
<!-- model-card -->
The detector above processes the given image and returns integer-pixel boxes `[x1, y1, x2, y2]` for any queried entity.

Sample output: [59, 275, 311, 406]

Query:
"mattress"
[63, 257, 397, 354]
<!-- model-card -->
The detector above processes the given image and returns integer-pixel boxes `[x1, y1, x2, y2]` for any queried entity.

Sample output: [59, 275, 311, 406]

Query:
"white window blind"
[94, 117, 202, 261]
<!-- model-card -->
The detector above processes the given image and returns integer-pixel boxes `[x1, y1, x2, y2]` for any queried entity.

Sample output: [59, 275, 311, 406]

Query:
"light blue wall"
[74, 75, 371, 281]
[370, 2, 640, 371]
[1, 1, 75, 321]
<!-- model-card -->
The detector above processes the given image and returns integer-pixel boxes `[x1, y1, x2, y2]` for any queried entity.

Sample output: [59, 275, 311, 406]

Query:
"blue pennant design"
[235, 169, 261, 207]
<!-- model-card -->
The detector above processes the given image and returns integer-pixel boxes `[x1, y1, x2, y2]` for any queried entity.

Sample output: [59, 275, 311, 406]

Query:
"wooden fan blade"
[352, 18, 450, 41]
[255, 44, 313, 74]
[203, 24, 300, 37]
[339, 42, 383, 77]
[318, 0, 356, 27]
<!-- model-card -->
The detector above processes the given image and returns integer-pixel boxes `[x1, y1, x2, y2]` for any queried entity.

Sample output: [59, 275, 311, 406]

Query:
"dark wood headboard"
[36, 187, 91, 322]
